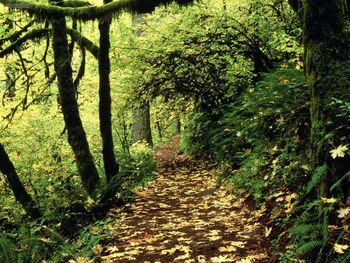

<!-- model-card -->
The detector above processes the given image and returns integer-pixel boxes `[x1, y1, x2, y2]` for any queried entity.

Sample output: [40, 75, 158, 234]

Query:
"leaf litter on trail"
[100, 137, 269, 262]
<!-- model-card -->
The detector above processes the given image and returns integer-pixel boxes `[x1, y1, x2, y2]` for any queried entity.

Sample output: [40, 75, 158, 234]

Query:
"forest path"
[101, 137, 269, 262]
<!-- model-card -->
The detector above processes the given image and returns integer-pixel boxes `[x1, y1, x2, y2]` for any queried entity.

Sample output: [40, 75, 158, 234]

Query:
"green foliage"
[0, 233, 17, 263]
[306, 164, 328, 194]
[118, 141, 157, 190]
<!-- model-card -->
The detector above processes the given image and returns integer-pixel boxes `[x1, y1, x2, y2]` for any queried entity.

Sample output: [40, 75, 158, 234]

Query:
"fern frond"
[329, 252, 350, 263]
[296, 240, 323, 256]
[330, 170, 350, 193]
[0, 233, 17, 263]
[307, 164, 328, 194]
[290, 223, 322, 237]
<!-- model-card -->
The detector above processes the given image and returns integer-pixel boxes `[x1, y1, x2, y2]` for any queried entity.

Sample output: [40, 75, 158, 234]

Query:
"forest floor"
[101, 137, 269, 262]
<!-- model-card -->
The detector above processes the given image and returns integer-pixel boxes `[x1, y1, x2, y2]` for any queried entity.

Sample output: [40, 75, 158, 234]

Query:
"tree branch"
[0, 19, 34, 46]
[0, 0, 193, 20]
[0, 28, 50, 58]
[66, 28, 99, 58]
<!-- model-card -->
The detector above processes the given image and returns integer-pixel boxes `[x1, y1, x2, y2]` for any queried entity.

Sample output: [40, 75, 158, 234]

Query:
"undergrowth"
[0, 142, 157, 263]
[181, 64, 350, 262]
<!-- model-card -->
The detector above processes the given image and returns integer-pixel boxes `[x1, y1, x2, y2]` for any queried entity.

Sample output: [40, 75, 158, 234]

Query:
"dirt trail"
[102, 137, 269, 262]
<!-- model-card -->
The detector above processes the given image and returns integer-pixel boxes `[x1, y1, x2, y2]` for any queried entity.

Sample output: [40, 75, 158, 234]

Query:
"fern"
[296, 240, 323, 256]
[0, 233, 17, 263]
[329, 253, 350, 263]
[290, 223, 322, 237]
[307, 164, 328, 194]
[330, 170, 350, 193]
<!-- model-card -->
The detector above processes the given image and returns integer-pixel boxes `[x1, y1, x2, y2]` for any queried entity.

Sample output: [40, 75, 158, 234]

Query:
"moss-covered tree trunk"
[50, 0, 100, 197]
[131, 14, 153, 147]
[132, 102, 153, 147]
[303, 0, 350, 196]
[98, 0, 119, 182]
[0, 144, 40, 218]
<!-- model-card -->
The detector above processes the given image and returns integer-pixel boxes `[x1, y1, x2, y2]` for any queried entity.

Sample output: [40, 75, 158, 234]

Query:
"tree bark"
[0, 144, 40, 218]
[131, 14, 153, 147]
[50, 0, 100, 197]
[98, 0, 119, 182]
[132, 102, 153, 147]
[303, 0, 350, 196]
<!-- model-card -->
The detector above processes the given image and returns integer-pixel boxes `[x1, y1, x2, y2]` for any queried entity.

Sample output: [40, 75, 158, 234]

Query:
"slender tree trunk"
[0, 144, 40, 218]
[303, 0, 350, 196]
[98, 0, 119, 182]
[50, 0, 100, 197]
[176, 114, 181, 134]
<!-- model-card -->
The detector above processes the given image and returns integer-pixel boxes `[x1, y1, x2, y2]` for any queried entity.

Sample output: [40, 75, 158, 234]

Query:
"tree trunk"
[0, 144, 40, 218]
[50, 0, 100, 197]
[303, 0, 350, 196]
[131, 14, 153, 147]
[132, 102, 153, 147]
[98, 0, 119, 182]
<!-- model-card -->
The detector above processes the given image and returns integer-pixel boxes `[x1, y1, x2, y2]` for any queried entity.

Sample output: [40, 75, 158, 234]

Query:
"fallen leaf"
[231, 241, 247, 248]
[321, 197, 337, 204]
[334, 243, 349, 254]
[236, 258, 252, 263]
[330, 145, 348, 159]
[218, 245, 237, 252]
[211, 255, 232, 262]
[337, 207, 350, 218]
[265, 227, 272, 237]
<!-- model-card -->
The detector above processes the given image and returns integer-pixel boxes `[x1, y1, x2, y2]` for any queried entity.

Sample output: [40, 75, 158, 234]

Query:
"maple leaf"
[93, 244, 103, 255]
[321, 197, 337, 204]
[211, 255, 232, 262]
[143, 233, 157, 243]
[337, 207, 350, 218]
[330, 145, 348, 159]
[334, 243, 349, 254]
[197, 255, 206, 263]
[236, 258, 252, 263]
[231, 241, 247, 248]
[279, 76, 289, 84]
[218, 245, 237, 252]
[106, 246, 119, 253]
[75, 257, 90, 263]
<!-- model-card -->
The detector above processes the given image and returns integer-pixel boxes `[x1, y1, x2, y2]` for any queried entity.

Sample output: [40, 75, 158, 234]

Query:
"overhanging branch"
[0, 0, 193, 20]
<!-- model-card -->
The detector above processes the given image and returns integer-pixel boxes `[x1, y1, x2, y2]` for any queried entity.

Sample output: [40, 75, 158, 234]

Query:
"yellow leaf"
[330, 145, 348, 159]
[197, 255, 206, 263]
[76, 257, 90, 263]
[218, 245, 237, 252]
[89, 226, 99, 235]
[236, 258, 252, 263]
[211, 255, 232, 263]
[334, 243, 349, 254]
[93, 244, 103, 255]
[321, 197, 337, 204]
[337, 207, 350, 218]
[265, 227, 272, 237]
[231, 241, 247, 248]
[106, 246, 119, 253]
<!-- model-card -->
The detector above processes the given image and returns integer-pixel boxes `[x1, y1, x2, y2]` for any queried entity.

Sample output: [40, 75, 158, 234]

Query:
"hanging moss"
[303, 0, 350, 176]
[66, 27, 99, 58]
[0, 0, 194, 21]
